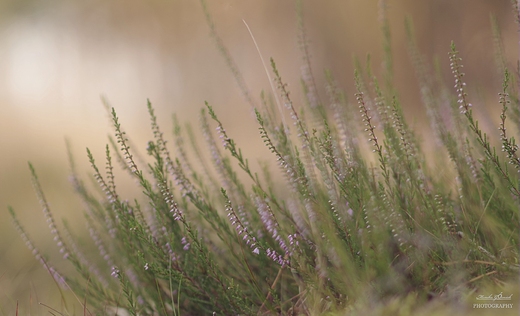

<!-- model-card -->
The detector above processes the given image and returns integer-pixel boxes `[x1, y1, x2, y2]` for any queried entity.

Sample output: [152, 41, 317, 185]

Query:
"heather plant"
[8, 2, 520, 315]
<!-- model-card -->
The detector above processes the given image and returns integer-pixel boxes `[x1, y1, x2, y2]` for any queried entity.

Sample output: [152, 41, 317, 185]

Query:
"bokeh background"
[0, 0, 517, 314]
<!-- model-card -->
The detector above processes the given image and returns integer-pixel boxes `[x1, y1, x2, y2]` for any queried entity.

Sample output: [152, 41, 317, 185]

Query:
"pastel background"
[0, 0, 516, 313]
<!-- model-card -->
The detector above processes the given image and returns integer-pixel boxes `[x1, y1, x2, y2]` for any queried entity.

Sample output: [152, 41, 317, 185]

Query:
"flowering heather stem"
[354, 71, 390, 187]
[499, 70, 520, 171]
[450, 43, 520, 197]
[222, 189, 261, 257]
[297, 0, 320, 109]
[28, 163, 71, 261]
[87, 148, 118, 206]
[271, 58, 319, 193]
[8, 207, 67, 289]
[111, 107, 139, 175]
[449, 44, 472, 116]
[200, 0, 257, 110]
[254, 195, 292, 260]
[200, 107, 231, 191]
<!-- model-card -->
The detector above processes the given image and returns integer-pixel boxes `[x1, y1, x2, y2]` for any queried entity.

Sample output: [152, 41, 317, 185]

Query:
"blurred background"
[0, 0, 516, 314]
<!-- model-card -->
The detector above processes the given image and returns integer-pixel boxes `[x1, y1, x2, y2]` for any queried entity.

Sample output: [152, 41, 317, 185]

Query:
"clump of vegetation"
[9, 1, 519, 315]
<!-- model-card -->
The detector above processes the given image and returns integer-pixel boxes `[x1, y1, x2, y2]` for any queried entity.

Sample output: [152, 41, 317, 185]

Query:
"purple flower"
[181, 236, 190, 251]
[111, 266, 120, 278]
